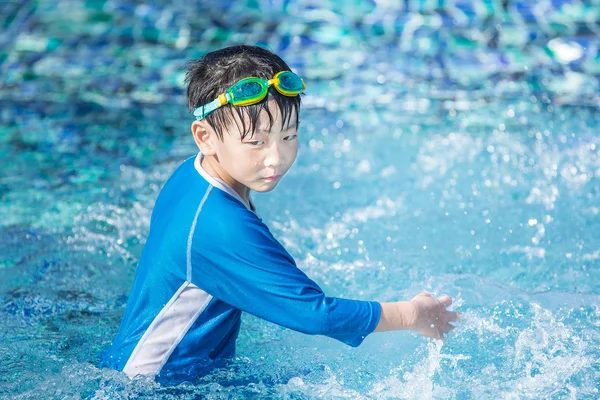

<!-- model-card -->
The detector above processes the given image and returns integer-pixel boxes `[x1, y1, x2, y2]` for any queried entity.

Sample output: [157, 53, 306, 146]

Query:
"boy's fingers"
[438, 295, 452, 307]
[438, 330, 446, 342]
[442, 323, 455, 334]
[431, 329, 443, 341]
[446, 311, 460, 322]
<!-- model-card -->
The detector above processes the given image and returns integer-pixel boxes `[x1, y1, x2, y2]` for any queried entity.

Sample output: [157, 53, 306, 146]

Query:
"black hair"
[184, 45, 301, 140]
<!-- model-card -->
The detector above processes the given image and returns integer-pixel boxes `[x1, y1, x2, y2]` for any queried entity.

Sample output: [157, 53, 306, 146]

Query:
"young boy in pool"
[100, 45, 457, 382]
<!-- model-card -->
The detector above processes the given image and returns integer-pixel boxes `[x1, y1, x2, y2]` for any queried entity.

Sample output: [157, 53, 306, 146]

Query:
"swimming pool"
[1, 0, 599, 398]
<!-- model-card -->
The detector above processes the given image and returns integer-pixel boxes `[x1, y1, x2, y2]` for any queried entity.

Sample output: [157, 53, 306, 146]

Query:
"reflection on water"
[1, 1, 599, 398]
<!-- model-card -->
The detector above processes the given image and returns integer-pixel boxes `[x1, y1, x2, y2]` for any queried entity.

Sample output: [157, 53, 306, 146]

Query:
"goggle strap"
[193, 102, 217, 120]
[217, 93, 229, 107]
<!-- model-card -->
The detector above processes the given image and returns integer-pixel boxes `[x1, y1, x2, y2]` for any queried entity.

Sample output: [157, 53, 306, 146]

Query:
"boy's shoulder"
[163, 155, 243, 207]
[152, 155, 251, 224]
[174, 154, 263, 225]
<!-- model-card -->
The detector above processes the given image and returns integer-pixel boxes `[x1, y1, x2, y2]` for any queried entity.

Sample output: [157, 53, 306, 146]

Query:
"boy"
[99, 45, 457, 383]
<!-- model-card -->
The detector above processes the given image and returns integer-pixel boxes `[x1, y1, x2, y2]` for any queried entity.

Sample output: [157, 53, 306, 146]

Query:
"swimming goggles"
[193, 71, 306, 120]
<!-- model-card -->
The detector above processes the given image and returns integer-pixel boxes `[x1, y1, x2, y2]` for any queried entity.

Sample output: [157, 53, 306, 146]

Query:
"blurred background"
[1, 1, 599, 399]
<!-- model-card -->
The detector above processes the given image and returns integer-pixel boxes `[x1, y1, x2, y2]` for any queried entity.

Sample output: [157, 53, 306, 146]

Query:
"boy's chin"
[252, 182, 279, 193]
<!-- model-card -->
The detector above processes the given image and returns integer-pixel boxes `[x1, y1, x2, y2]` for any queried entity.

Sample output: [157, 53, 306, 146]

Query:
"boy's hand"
[375, 292, 459, 340]
[407, 292, 458, 340]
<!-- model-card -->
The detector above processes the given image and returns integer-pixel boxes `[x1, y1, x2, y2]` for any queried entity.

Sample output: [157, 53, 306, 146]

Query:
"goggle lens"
[277, 72, 305, 92]
[231, 80, 265, 100]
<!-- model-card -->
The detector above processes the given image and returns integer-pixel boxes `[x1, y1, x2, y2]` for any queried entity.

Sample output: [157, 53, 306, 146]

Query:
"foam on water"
[6, 298, 598, 399]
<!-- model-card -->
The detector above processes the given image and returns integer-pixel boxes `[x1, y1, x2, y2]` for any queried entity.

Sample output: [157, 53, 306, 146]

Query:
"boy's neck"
[200, 155, 251, 204]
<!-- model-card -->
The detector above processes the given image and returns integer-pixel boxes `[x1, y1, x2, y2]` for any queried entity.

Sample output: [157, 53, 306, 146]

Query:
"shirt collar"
[193, 152, 256, 212]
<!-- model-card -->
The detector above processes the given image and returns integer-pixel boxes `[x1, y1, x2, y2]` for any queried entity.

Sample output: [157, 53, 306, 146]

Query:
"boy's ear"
[191, 121, 217, 156]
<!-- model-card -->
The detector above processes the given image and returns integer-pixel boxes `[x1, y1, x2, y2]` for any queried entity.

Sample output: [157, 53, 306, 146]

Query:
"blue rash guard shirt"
[99, 153, 381, 382]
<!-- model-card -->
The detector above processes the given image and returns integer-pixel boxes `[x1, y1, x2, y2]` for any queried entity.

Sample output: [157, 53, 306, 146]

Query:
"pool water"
[1, 1, 599, 398]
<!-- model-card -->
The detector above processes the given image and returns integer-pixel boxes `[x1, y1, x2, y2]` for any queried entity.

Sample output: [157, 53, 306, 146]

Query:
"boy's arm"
[191, 212, 380, 347]
[375, 301, 415, 332]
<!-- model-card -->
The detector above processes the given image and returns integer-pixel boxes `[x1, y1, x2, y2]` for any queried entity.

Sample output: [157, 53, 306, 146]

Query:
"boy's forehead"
[231, 100, 297, 135]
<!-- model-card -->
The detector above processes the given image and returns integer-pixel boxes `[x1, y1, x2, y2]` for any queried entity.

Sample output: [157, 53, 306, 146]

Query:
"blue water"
[1, 1, 599, 398]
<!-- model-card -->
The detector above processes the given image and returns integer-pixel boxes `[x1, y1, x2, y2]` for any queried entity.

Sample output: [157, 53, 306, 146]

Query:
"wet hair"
[184, 45, 301, 140]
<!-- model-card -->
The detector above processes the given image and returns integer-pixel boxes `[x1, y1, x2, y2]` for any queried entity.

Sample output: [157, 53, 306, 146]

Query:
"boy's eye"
[247, 140, 265, 146]
[284, 135, 298, 141]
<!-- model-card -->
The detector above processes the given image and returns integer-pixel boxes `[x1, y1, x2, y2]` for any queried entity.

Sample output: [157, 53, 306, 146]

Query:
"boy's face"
[198, 100, 299, 196]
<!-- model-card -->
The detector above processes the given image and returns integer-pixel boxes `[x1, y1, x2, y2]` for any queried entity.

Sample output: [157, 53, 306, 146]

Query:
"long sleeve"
[190, 208, 380, 347]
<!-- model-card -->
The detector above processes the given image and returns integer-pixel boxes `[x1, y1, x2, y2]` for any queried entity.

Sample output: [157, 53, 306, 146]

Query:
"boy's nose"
[264, 144, 283, 168]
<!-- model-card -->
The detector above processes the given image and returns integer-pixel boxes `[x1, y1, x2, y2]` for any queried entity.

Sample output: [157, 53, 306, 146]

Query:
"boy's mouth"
[263, 175, 281, 182]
